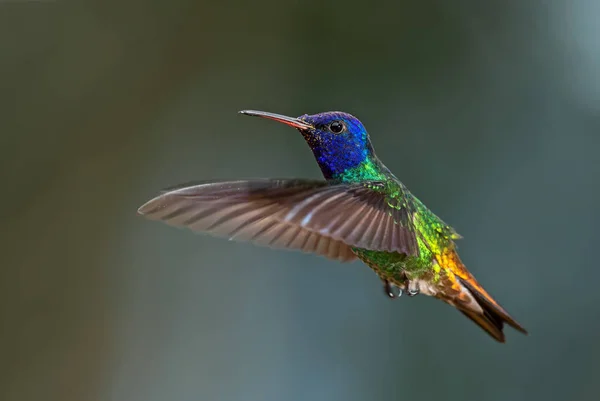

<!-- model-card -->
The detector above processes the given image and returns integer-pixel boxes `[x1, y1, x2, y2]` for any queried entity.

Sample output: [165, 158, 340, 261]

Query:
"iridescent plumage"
[138, 110, 527, 342]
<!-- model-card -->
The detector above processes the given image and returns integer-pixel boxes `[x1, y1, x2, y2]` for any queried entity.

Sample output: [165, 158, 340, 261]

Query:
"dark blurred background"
[2, 1, 599, 400]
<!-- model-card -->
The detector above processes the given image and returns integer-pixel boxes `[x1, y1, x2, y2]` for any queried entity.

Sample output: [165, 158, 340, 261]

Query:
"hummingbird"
[138, 110, 528, 342]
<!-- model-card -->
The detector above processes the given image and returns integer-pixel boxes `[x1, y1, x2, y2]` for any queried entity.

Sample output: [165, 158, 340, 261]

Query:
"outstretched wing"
[137, 179, 418, 261]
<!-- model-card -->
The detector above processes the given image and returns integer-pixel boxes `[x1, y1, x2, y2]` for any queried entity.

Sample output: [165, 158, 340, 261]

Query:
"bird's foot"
[406, 280, 420, 297]
[383, 280, 403, 299]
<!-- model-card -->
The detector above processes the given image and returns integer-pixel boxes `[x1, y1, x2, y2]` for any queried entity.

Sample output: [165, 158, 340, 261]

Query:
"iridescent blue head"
[240, 110, 376, 180]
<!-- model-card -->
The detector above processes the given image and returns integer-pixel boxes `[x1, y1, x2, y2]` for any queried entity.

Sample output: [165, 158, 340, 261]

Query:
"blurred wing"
[138, 179, 418, 260]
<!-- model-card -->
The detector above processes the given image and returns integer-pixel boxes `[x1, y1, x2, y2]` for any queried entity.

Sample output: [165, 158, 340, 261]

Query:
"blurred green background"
[2, 1, 599, 401]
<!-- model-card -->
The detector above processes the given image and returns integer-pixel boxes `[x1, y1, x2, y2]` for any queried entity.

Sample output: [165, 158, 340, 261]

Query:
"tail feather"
[435, 249, 527, 342]
[457, 307, 506, 342]
[456, 277, 528, 342]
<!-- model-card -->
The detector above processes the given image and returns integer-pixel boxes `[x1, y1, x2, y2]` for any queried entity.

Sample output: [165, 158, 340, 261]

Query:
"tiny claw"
[406, 281, 420, 297]
[383, 280, 402, 299]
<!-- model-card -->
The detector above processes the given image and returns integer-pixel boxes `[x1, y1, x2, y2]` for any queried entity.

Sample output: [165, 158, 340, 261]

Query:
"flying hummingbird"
[138, 110, 527, 342]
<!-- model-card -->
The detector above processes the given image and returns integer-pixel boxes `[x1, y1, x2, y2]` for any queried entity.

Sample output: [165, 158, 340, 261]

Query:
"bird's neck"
[302, 131, 390, 183]
[317, 153, 390, 184]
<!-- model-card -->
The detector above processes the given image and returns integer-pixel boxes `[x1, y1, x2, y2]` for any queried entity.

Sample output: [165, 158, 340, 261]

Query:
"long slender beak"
[239, 110, 313, 130]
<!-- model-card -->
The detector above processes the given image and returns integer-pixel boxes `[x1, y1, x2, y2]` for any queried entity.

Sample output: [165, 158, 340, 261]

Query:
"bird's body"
[138, 110, 527, 342]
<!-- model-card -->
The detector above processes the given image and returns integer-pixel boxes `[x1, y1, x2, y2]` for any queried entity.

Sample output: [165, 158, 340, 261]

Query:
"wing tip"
[137, 182, 213, 217]
[137, 195, 164, 216]
[137, 199, 154, 215]
[137, 203, 149, 215]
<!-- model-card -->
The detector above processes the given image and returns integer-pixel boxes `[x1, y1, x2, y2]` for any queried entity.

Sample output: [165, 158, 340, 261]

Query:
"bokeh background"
[2, 1, 600, 400]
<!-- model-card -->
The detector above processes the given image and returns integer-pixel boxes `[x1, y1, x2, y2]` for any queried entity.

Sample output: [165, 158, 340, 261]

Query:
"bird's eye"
[328, 121, 345, 134]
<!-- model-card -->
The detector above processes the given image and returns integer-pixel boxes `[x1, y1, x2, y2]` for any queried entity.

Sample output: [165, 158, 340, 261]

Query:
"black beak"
[239, 110, 313, 131]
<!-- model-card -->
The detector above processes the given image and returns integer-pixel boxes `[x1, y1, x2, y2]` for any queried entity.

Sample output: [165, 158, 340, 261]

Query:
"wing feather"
[138, 179, 418, 261]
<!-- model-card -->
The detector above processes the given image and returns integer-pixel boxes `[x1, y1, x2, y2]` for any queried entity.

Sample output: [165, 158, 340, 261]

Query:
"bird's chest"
[351, 248, 432, 283]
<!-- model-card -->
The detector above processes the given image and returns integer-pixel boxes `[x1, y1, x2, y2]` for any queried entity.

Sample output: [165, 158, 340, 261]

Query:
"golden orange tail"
[455, 277, 528, 342]
[437, 249, 527, 342]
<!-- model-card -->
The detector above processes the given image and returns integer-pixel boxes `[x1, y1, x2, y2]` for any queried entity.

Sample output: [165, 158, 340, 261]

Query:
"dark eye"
[328, 121, 345, 134]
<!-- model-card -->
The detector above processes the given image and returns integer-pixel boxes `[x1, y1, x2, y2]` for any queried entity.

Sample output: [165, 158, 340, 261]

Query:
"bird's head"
[240, 110, 376, 179]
